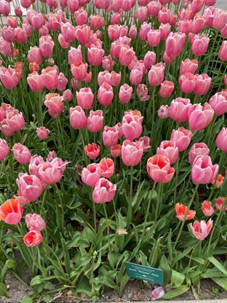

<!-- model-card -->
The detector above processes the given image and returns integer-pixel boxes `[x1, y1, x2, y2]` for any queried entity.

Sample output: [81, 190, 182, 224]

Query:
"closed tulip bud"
[188, 142, 210, 165]
[213, 9, 227, 31]
[157, 140, 179, 165]
[147, 155, 175, 184]
[119, 46, 136, 67]
[2, 26, 15, 43]
[92, 178, 116, 204]
[144, 51, 156, 70]
[0, 139, 9, 161]
[147, 29, 161, 47]
[25, 213, 46, 231]
[171, 127, 192, 152]
[23, 230, 43, 247]
[147, 1, 162, 17]
[84, 143, 100, 160]
[128, 25, 137, 39]
[219, 41, 227, 61]
[148, 63, 165, 86]
[189, 219, 213, 241]
[192, 155, 218, 185]
[81, 163, 101, 187]
[121, 139, 144, 166]
[87, 110, 104, 132]
[0, 199, 23, 225]
[216, 128, 227, 152]
[189, 103, 214, 131]
[139, 22, 151, 40]
[70, 106, 87, 129]
[63, 89, 73, 103]
[129, 67, 143, 85]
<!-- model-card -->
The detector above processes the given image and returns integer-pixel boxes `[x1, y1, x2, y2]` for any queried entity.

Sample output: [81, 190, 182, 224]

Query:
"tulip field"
[0, 0, 227, 301]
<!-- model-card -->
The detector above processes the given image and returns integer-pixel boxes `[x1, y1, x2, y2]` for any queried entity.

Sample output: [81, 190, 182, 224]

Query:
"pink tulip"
[0, 199, 23, 225]
[87, 110, 104, 132]
[147, 29, 161, 47]
[129, 67, 144, 85]
[29, 155, 45, 177]
[0, 67, 19, 90]
[102, 55, 115, 70]
[128, 25, 137, 39]
[171, 127, 192, 152]
[191, 14, 206, 34]
[30, 13, 45, 30]
[2, 26, 15, 43]
[122, 114, 143, 141]
[0, 38, 13, 57]
[213, 9, 227, 31]
[41, 67, 59, 91]
[75, 25, 91, 44]
[148, 63, 165, 86]
[23, 230, 43, 247]
[63, 89, 73, 102]
[119, 46, 135, 67]
[139, 22, 151, 40]
[188, 103, 214, 131]
[110, 144, 122, 158]
[39, 35, 54, 58]
[158, 8, 171, 24]
[191, 34, 209, 56]
[74, 8, 88, 25]
[160, 81, 174, 98]
[58, 34, 70, 49]
[188, 143, 210, 165]
[28, 46, 42, 64]
[76, 87, 94, 110]
[0, 139, 9, 161]
[81, 163, 101, 187]
[68, 46, 83, 65]
[57, 72, 68, 91]
[84, 143, 100, 160]
[137, 84, 150, 101]
[144, 51, 156, 70]
[0, 1, 10, 15]
[121, 139, 144, 166]
[189, 219, 213, 241]
[147, 155, 175, 184]
[134, 6, 148, 23]
[165, 32, 186, 58]
[103, 125, 119, 147]
[38, 158, 67, 185]
[209, 91, 227, 116]
[70, 106, 87, 129]
[194, 74, 211, 96]
[191, 0, 205, 14]
[150, 287, 165, 301]
[192, 155, 218, 184]
[90, 15, 105, 29]
[12, 143, 31, 165]
[99, 158, 114, 178]
[119, 84, 133, 104]
[15, 27, 28, 44]
[97, 82, 114, 106]
[216, 197, 227, 211]
[92, 178, 116, 204]
[44, 93, 64, 118]
[88, 46, 104, 66]
[71, 62, 88, 81]
[201, 201, 214, 216]
[110, 71, 121, 86]
[27, 72, 44, 92]
[219, 41, 227, 61]
[147, 1, 162, 17]
[216, 128, 227, 152]
[179, 73, 196, 94]
[25, 213, 46, 231]
[17, 173, 43, 202]
[36, 127, 50, 140]
[168, 98, 192, 123]
[180, 59, 198, 75]
[157, 140, 179, 165]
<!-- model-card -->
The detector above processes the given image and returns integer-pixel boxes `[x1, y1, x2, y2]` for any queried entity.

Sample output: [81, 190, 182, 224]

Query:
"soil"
[1, 272, 227, 303]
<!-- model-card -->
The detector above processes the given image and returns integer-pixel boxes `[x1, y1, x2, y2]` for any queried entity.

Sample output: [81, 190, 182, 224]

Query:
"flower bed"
[0, 0, 227, 301]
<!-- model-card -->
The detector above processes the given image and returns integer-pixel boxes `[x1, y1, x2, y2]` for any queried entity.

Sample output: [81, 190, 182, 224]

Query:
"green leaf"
[208, 256, 227, 276]
[76, 276, 92, 297]
[171, 270, 185, 288]
[30, 276, 43, 286]
[202, 268, 226, 279]
[163, 285, 189, 299]
[220, 177, 227, 195]
[0, 282, 8, 297]
[95, 276, 117, 290]
[211, 277, 227, 291]
[21, 297, 33, 303]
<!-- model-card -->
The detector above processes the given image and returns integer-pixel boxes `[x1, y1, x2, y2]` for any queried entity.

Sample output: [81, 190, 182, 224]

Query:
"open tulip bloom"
[0, 0, 227, 301]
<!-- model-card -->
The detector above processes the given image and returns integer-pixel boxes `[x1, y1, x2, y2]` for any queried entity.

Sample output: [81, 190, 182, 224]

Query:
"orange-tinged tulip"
[175, 203, 196, 221]
[0, 199, 23, 225]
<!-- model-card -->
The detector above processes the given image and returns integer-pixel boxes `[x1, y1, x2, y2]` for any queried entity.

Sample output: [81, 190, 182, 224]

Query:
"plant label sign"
[126, 262, 163, 285]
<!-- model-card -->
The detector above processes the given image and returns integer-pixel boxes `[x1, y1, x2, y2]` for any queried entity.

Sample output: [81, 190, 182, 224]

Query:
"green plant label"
[126, 262, 163, 285]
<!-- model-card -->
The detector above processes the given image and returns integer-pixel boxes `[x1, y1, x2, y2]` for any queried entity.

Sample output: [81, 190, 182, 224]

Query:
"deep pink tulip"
[201, 201, 214, 216]
[219, 41, 227, 61]
[0, 139, 9, 161]
[44, 93, 64, 118]
[17, 173, 43, 202]
[81, 163, 101, 187]
[74, 8, 87, 25]
[147, 29, 161, 47]
[27, 72, 44, 92]
[36, 127, 50, 140]
[28, 46, 42, 64]
[192, 155, 218, 184]
[188, 103, 214, 131]
[90, 15, 105, 29]
[216, 128, 227, 152]
[209, 91, 227, 116]
[148, 63, 165, 86]
[147, 155, 175, 184]
[0, 1, 10, 15]
[70, 106, 87, 129]
[121, 139, 143, 166]
[178, 20, 192, 35]
[2, 26, 15, 43]
[191, 0, 205, 14]
[103, 125, 119, 147]
[84, 143, 100, 160]
[160, 81, 174, 98]
[189, 219, 213, 241]
[157, 140, 179, 165]
[30, 13, 45, 30]
[12, 143, 31, 165]
[67, 0, 79, 13]
[216, 197, 227, 211]
[87, 110, 104, 132]
[75, 25, 91, 44]
[171, 127, 192, 152]
[180, 59, 198, 75]
[23, 230, 43, 247]
[25, 213, 46, 231]
[92, 178, 116, 204]
[188, 143, 210, 165]
[147, 1, 162, 17]
[15, 27, 28, 44]
[0, 38, 13, 56]
[0, 199, 23, 225]
[168, 98, 192, 123]
[76, 87, 94, 110]
[128, 25, 137, 39]
[99, 158, 114, 178]
[97, 82, 114, 106]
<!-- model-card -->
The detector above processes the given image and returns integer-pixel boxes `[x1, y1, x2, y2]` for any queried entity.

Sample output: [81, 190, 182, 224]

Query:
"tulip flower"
[81, 163, 101, 187]
[25, 213, 46, 231]
[23, 230, 43, 247]
[147, 155, 175, 184]
[84, 143, 100, 160]
[189, 219, 213, 241]
[92, 178, 116, 204]
[175, 203, 196, 221]
[201, 201, 214, 216]
[0, 199, 23, 225]
[191, 155, 218, 185]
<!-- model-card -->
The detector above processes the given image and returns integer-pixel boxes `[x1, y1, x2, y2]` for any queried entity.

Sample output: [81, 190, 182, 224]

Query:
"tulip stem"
[155, 183, 163, 221]
[143, 182, 157, 234]
[103, 203, 110, 253]
[127, 165, 134, 227]
[174, 184, 199, 249]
